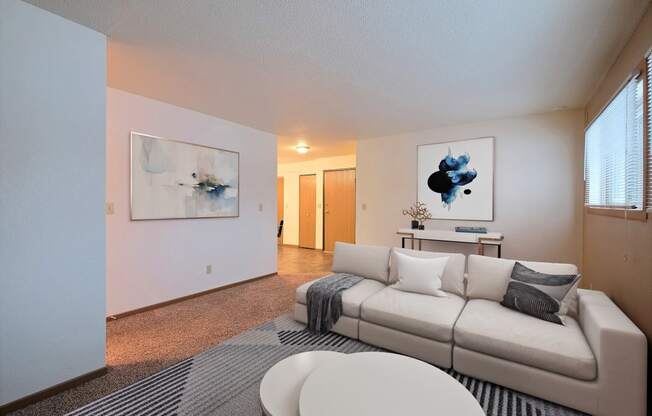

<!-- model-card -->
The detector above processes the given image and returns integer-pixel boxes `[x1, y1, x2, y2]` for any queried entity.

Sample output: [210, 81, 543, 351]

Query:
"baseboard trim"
[107, 272, 278, 320]
[0, 367, 107, 415]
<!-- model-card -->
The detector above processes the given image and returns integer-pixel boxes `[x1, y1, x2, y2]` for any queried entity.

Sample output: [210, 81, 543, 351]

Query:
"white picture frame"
[417, 137, 494, 221]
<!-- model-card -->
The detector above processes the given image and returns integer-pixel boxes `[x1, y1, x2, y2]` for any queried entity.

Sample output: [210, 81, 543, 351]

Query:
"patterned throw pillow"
[500, 262, 581, 325]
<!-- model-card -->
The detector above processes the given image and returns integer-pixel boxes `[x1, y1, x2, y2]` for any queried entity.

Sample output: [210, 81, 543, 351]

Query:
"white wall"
[278, 155, 356, 249]
[107, 88, 277, 316]
[356, 111, 584, 265]
[0, 0, 106, 406]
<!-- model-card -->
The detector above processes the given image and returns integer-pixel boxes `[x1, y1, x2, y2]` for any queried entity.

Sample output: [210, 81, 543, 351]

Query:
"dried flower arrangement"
[402, 201, 433, 229]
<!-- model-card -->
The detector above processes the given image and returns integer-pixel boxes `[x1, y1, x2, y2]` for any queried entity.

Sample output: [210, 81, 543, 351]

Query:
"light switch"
[361, 203, 367, 211]
[206, 264, 212, 274]
[105, 202, 115, 215]
[259, 203, 263, 212]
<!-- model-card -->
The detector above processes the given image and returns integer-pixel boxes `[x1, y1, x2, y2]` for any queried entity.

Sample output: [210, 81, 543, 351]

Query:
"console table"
[397, 228, 504, 257]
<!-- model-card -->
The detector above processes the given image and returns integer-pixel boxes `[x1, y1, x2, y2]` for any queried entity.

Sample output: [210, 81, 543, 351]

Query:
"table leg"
[497, 245, 502, 258]
[418, 239, 422, 251]
[477, 243, 485, 256]
[402, 237, 405, 249]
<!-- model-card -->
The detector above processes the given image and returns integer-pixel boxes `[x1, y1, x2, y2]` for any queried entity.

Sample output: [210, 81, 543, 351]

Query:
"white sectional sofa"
[293, 242, 648, 416]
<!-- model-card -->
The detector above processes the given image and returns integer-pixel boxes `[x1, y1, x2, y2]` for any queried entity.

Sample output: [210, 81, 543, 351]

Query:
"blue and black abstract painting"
[189, 172, 231, 199]
[427, 149, 477, 206]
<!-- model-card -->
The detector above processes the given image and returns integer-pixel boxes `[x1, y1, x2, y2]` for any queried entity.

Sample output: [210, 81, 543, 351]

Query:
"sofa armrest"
[577, 289, 647, 416]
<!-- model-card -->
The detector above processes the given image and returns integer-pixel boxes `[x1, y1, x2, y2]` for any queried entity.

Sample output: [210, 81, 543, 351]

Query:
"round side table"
[259, 351, 344, 416]
[299, 352, 484, 416]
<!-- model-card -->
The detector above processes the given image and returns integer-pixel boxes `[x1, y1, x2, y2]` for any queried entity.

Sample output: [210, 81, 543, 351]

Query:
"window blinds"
[584, 75, 645, 209]
[647, 53, 652, 211]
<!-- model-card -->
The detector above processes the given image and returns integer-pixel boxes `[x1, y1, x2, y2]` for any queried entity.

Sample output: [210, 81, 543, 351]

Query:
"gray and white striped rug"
[66, 315, 586, 416]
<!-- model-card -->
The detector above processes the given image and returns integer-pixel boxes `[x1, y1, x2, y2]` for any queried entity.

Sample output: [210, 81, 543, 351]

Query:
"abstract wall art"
[417, 137, 494, 221]
[130, 132, 239, 220]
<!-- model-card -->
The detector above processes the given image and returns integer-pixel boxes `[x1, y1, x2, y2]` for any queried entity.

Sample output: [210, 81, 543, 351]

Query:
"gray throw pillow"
[500, 262, 580, 325]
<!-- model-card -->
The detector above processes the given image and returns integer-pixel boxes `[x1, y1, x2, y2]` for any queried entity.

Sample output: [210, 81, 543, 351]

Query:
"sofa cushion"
[360, 286, 465, 342]
[500, 262, 581, 324]
[332, 242, 391, 283]
[296, 277, 385, 318]
[466, 255, 580, 316]
[389, 248, 465, 297]
[454, 299, 596, 381]
[392, 252, 448, 297]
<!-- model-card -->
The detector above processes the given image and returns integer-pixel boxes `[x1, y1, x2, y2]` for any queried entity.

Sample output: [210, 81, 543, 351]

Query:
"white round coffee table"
[299, 352, 484, 416]
[260, 351, 344, 416]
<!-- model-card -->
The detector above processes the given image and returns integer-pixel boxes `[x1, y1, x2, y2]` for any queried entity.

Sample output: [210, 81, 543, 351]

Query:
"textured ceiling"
[27, 0, 649, 162]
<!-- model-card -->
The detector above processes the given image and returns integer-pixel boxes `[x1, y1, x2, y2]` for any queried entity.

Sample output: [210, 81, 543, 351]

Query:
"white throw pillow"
[392, 252, 449, 297]
[388, 248, 466, 297]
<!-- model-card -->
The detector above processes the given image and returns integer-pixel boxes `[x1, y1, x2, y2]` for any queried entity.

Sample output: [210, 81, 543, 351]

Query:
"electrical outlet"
[105, 202, 115, 215]
[206, 264, 212, 274]
[258, 203, 263, 212]
[361, 203, 367, 211]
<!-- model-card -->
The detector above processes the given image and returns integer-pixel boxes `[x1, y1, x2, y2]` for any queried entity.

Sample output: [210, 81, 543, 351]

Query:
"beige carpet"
[9, 272, 324, 416]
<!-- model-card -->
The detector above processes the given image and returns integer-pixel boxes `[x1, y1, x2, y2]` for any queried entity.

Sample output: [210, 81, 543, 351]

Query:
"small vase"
[411, 220, 419, 229]
[418, 224, 425, 230]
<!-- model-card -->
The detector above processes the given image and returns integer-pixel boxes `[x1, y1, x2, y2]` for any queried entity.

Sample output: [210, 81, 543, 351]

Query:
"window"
[584, 69, 645, 210]
[647, 53, 652, 211]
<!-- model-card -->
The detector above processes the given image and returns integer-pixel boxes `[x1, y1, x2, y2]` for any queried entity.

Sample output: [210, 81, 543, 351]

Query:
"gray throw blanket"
[306, 273, 363, 335]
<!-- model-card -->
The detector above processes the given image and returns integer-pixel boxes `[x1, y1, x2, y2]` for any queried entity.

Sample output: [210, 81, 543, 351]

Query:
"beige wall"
[356, 110, 585, 265]
[582, 4, 652, 382]
[278, 155, 356, 249]
[586, 7, 652, 124]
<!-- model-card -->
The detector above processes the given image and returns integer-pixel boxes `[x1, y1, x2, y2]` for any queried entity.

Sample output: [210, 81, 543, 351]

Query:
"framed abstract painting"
[417, 137, 494, 221]
[130, 132, 239, 220]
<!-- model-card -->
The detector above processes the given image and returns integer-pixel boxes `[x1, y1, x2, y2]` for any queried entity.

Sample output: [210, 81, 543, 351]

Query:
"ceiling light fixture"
[295, 144, 310, 154]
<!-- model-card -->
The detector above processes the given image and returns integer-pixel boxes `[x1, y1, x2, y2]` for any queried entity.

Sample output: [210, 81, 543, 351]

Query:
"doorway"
[277, 177, 284, 244]
[323, 168, 356, 252]
[299, 174, 317, 248]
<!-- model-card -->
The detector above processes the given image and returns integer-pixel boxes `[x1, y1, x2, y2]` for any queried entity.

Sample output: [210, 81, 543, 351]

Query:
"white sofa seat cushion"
[360, 286, 465, 342]
[389, 248, 465, 297]
[454, 299, 597, 381]
[296, 277, 386, 318]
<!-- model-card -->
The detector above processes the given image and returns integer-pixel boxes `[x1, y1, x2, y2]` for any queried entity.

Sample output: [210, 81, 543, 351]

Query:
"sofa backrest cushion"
[332, 242, 391, 283]
[467, 255, 579, 314]
[389, 248, 465, 297]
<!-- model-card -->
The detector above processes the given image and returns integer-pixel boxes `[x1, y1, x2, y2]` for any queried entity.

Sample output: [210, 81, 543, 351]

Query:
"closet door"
[323, 169, 356, 252]
[299, 174, 316, 248]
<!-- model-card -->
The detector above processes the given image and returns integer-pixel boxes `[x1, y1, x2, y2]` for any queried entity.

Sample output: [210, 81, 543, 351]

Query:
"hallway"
[277, 244, 333, 275]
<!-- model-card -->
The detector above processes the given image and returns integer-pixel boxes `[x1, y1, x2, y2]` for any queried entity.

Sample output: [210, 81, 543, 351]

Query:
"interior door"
[277, 177, 284, 243]
[299, 174, 316, 248]
[323, 169, 356, 252]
